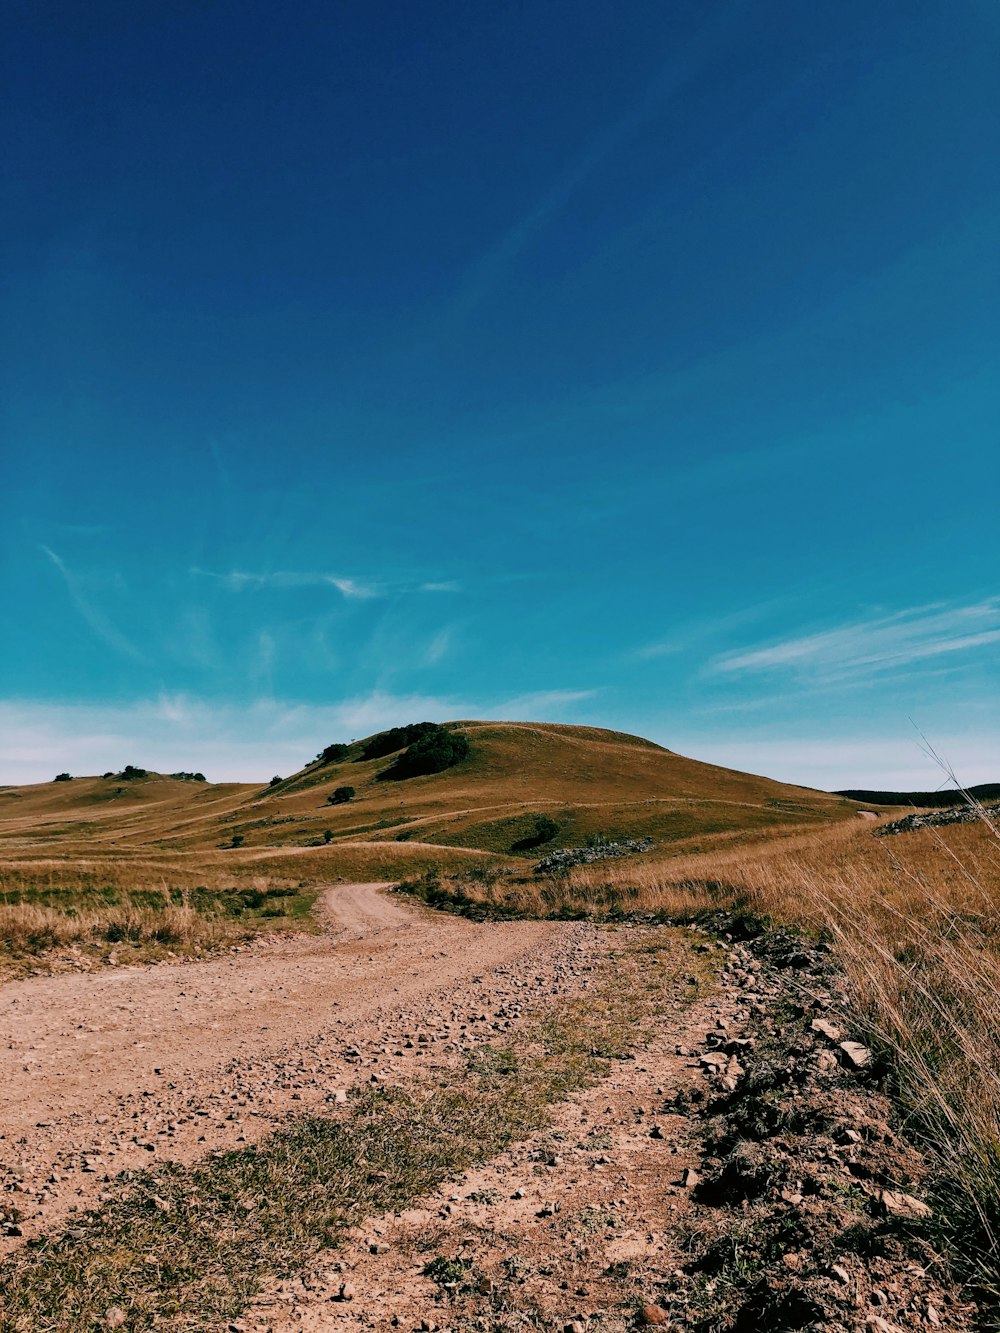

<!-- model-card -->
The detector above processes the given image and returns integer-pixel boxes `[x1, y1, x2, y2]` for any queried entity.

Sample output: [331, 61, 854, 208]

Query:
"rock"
[105, 1310, 127, 1330]
[830, 1263, 851, 1283]
[839, 1041, 872, 1069]
[336, 1281, 357, 1301]
[680, 1167, 699, 1189]
[637, 1305, 671, 1326]
[649, 1124, 665, 1139]
[330, 1089, 348, 1104]
[534, 838, 654, 874]
[810, 1018, 843, 1041]
[565, 1323, 586, 1333]
[877, 1189, 932, 1220]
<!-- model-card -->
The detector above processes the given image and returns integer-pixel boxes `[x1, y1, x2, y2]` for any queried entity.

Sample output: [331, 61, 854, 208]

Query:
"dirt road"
[0, 884, 597, 1243]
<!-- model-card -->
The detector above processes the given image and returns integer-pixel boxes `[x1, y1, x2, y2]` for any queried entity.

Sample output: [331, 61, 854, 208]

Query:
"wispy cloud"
[191, 568, 383, 598]
[192, 569, 460, 600]
[325, 577, 380, 599]
[633, 641, 681, 661]
[424, 628, 453, 666]
[495, 688, 599, 717]
[445, 6, 741, 321]
[39, 545, 148, 662]
[712, 599, 1000, 682]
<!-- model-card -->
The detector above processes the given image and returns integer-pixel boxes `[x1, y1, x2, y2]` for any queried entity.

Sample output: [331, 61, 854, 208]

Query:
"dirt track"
[0, 884, 595, 1243]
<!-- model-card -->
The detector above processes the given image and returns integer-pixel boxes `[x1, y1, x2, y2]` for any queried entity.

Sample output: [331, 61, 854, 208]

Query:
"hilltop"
[0, 720, 870, 868]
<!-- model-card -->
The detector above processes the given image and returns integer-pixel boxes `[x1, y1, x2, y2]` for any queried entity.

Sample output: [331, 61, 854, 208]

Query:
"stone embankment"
[875, 801, 1000, 837]
[670, 919, 974, 1330]
[534, 838, 654, 874]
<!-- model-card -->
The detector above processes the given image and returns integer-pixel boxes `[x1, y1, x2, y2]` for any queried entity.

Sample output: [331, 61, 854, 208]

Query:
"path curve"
[0, 883, 591, 1244]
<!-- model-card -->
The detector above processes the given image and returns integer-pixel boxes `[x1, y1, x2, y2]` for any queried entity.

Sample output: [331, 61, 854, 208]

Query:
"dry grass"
[0, 862, 320, 973]
[425, 812, 1000, 1291]
[0, 900, 235, 959]
[0, 722, 866, 860]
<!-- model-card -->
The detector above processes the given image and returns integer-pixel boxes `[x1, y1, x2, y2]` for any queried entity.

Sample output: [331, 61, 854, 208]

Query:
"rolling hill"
[1, 720, 873, 870]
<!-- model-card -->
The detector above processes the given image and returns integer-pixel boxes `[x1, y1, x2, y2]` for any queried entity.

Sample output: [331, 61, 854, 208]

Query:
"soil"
[0, 885, 594, 1245]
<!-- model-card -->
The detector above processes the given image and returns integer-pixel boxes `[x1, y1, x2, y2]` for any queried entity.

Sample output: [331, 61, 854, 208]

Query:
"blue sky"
[2, 1, 998, 787]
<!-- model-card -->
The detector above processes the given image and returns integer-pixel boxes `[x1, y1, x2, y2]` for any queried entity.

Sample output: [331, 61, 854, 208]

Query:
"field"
[0, 720, 869, 972]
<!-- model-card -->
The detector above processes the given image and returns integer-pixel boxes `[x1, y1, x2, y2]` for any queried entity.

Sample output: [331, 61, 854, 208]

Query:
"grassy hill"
[0, 720, 876, 970]
[1, 720, 871, 860]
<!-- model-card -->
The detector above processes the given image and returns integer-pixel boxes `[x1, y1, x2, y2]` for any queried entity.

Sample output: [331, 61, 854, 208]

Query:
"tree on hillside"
[533, 814, 560, 845]
[329, 786, 355, 804]
[380, 727, 470, 780]
[53, 772, 72, 782]
[318, 742, 350, 764]
[360, 722, 440, 761]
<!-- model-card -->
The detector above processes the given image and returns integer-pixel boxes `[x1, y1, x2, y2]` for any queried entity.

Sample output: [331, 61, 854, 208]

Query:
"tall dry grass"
[0, 900, 233, 958]
[430, 811, 1000, 1291]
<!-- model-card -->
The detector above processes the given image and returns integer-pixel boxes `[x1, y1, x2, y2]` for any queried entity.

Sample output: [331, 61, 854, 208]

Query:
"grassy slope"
[0, 721, 868, 863]
[0, 721, 874, 967]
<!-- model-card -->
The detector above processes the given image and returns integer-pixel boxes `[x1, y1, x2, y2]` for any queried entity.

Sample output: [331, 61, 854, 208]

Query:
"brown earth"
[0, 884, 596, 1246]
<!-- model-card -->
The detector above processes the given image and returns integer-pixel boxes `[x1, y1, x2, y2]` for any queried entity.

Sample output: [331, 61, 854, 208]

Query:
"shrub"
[329, 786, 355, 804]
[511, 813, 562, 851]
[120, 765, 148, 780]
[230, 833, 245, 849]
[323, 829, 334, 844]
[269, 775, 282, 787]
[53, 773, 72, 783]
[171, 771, 206, 782]
[533, 815, 560, 845]
[360, 723, 440, 762]
[382, 728, 470, 780]
[318, 743, 350, 764]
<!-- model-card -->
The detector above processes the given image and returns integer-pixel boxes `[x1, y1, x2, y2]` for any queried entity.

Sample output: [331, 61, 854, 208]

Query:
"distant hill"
[835, 783, 1000, 808]
[0, 721, 870, 869]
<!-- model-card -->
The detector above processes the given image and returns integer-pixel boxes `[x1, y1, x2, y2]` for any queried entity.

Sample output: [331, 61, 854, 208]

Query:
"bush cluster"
[382, 726, 470, 780]
[317, 742, 350, 764]
[171, 771, 206, 782]
[53, 772, 72, 782]
[328, 786, 355, 804]
[360, 722, 440, 761]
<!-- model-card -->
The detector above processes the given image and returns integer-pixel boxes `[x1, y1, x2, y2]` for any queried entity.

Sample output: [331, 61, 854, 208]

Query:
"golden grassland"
[0, 720, 869, 971]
